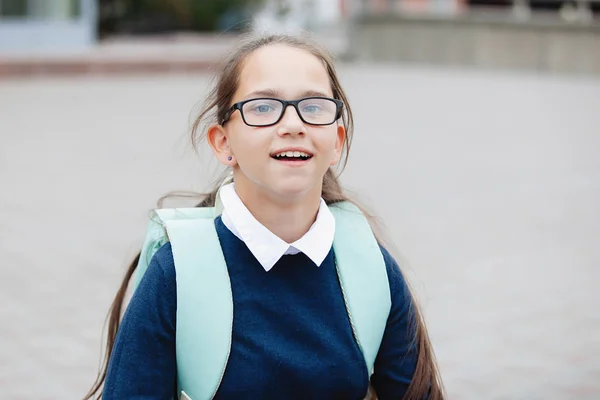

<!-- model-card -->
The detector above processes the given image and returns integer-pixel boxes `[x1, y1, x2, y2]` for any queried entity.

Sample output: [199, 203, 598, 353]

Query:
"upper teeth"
[274, 151, 310, 158]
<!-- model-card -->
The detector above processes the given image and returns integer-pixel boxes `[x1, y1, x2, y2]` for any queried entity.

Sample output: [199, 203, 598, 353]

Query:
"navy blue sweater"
[103, 216, 417, 399]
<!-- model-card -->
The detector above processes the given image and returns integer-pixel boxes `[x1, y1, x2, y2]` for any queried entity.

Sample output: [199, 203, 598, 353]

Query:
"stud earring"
[227, 156, 232, 161]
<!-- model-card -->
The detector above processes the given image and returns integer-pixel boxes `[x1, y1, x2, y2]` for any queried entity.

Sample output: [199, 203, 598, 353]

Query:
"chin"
[269, 179, 320, 199]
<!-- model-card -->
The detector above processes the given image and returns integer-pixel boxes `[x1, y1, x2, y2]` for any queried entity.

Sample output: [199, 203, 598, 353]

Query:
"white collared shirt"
[219, 183, 335, 272]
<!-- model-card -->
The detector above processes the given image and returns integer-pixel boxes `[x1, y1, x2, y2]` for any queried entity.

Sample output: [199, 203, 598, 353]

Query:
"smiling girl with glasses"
[85, 34, 445, 400]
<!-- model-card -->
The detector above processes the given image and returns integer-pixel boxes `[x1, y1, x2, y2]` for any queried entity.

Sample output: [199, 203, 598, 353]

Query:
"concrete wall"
[349, 13, 600, 75]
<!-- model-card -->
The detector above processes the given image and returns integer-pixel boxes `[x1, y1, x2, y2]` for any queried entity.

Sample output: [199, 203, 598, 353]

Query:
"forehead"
[235, 44, 332, 100]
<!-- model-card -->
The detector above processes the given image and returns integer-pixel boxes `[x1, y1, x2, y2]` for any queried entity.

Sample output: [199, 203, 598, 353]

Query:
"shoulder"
[147, 242, 176, 281]
[379, 245, 398, 274]
[379, 245, 409, 299]
[128, 242, 177, 327]
[136, 242, 176, 299]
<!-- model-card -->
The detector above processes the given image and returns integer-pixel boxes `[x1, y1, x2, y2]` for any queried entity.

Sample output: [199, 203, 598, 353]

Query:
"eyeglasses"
[221, 97, 344, 127]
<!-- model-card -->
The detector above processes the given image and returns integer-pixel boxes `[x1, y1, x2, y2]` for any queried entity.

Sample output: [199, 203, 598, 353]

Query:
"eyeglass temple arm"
[221, 107, 235, 125]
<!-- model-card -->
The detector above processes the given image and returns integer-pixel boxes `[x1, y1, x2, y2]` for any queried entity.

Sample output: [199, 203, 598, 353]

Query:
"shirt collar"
[219, 183, 335, 272]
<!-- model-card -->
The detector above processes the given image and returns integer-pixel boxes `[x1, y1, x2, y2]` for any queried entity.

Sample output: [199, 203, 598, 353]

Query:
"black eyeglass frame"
[220, 97, 344, 127]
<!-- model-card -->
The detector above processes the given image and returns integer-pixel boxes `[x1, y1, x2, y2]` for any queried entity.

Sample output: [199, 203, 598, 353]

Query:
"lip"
[274, 158, 311, 167]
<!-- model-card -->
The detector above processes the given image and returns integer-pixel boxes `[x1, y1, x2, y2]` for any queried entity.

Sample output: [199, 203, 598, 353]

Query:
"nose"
[276, 105, 307, 137]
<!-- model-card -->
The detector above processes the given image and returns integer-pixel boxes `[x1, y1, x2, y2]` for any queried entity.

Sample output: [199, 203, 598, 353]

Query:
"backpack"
[134, 198, 391, 400]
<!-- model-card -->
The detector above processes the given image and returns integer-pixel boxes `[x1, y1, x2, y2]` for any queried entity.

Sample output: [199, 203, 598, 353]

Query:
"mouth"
[270, 150, 313, 163]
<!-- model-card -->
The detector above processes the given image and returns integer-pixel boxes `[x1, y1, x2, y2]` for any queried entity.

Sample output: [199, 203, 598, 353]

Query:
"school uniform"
[103, 184, 418, 399]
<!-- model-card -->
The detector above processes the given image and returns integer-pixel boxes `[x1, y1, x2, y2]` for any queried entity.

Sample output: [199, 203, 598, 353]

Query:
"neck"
[233, 180, 322, 244]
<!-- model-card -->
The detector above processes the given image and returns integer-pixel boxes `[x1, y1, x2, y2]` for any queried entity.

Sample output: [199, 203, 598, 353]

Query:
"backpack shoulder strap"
[135, 207, 215, 287]
[135, 207, 232, 400]
[329, 201, 391, 376]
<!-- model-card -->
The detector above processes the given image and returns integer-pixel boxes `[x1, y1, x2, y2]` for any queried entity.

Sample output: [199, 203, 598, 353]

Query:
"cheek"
[314, 128, 340, 153]
[229, 129, 271, 158]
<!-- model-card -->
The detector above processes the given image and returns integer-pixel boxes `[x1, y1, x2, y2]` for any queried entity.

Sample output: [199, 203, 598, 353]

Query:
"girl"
[85, 34, 444, 400]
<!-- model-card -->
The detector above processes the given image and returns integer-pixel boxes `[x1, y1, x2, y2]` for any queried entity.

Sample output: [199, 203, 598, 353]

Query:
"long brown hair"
[85, 34, 444, 400]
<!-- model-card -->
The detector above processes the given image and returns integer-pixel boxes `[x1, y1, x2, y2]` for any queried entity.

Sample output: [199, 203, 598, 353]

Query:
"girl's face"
[209, 44, 345, 203]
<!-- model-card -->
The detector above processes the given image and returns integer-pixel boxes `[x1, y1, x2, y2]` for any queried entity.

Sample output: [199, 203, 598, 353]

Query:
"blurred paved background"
[2, 64, 599, 399]
[2, 1, 600, 399]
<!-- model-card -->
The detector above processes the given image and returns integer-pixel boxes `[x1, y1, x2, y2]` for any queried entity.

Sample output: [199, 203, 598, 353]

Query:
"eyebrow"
[242, 89, 331, 100]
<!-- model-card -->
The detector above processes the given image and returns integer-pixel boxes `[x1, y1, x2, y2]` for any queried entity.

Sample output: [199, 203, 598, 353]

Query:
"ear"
[330, 123, 346, 166]
[207, 124, 237, 166]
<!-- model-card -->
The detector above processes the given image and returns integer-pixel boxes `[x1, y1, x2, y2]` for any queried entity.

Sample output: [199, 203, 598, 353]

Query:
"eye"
[248, 102, 277, 114]
[255, 104, 274, 113]
[302, 104, 322, 114]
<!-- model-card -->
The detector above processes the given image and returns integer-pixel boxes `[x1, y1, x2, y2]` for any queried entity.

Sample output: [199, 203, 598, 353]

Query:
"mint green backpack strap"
[329, 201, 391, 376]
[166, 215, 232, 400]
[135, 208, 217, 288]
[134, 207, 232, 400]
